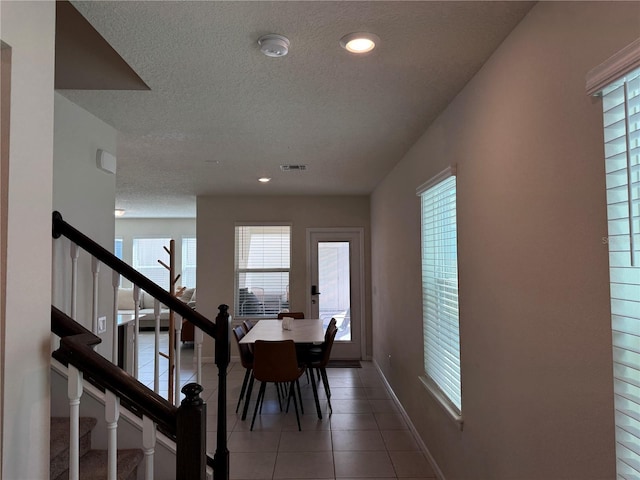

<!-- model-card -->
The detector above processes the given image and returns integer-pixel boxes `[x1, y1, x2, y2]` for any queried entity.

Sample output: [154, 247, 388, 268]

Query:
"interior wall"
[370, 2, 639, 479]
[0, 2, 55, 478]
[52, 92, 117, 359]
[197, 195, 371, 358]
[114, 217, 196, 288]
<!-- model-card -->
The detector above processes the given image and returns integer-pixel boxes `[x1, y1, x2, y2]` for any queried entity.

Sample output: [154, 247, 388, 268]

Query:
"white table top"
[239, 319, 324, 344]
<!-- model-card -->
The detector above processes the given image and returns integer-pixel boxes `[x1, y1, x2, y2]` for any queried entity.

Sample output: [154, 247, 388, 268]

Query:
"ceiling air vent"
[280, 164, 307, 171]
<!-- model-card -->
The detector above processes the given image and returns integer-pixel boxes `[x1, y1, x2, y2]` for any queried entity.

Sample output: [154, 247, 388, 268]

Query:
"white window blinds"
[181, 237, 197, 288]
[418, 169, 461, 414]
[601, 68, 640, 479]
[235, 225, 290, 317]
[133, 238, 171, 290]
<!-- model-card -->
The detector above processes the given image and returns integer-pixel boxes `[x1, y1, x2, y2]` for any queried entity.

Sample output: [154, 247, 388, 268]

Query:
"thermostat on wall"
[96, 149, 117, 174]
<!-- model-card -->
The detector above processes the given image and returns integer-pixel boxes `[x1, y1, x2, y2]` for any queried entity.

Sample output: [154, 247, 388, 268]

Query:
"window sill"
[419, 375, 464, 431]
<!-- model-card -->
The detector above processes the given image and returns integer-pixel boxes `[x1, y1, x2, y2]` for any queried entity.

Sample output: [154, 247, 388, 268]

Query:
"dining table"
[239, 318, 325, 345]
[238, 318, 326, 420]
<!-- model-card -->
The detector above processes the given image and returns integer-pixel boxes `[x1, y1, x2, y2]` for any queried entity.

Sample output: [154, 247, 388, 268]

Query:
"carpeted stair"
[50, 417, 143, 480]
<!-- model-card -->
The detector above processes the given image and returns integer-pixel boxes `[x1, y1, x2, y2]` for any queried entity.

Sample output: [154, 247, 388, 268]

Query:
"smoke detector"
[258, 34, 290, 57]
[280, 164, 307, 171]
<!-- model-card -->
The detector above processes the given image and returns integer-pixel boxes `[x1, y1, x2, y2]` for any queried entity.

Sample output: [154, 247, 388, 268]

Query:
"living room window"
[235, 225, 290, 317]
[587, 45, 640, 478]
[181, 237, 197, 288]
[417, 166, 462, 427]
[114, 237, 123, 260]
[133, 237, 171, 290]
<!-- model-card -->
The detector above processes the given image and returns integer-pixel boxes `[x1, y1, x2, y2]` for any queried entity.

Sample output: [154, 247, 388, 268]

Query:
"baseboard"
[372, 359, 445, 480]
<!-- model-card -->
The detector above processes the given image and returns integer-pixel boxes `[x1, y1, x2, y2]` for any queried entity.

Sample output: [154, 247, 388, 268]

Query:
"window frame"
[417, 166, 463, 429]
[234, 224, 291, 318]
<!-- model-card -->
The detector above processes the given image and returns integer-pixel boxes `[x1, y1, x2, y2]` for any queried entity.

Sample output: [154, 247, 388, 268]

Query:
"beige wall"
[52, 93, 117, 359]
[370, 2, 639, 479]
[0, 2, 55, 477]
[197, 195, 371, 358]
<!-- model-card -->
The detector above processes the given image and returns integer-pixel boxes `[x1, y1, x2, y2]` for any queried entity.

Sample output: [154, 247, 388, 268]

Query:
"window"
[417, 167, 462, 425]
[181, 237, 197, 288]
[114, 238, 123, 260]
[133, 238, 171, 290]
[595, 66, 640, 478]
[235, 225, 290, 317]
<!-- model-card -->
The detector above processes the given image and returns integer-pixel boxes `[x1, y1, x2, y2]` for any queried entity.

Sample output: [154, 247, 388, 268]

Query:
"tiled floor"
[136, 331, 437, 480]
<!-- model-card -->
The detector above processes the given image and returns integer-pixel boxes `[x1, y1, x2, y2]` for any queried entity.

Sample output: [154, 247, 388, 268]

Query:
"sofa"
[117, 287, 196, 341]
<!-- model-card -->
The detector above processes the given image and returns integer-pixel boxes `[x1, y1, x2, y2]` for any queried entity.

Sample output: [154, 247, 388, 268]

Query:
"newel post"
[176, 383, 206, 480]
[214, 304, 230, 480]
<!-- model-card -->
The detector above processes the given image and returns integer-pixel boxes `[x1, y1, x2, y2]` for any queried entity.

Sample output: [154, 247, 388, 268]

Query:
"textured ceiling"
[60, 1, 535, 218]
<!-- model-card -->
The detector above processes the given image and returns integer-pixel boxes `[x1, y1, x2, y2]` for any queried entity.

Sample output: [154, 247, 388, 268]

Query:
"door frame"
[306, 227, 366, 360]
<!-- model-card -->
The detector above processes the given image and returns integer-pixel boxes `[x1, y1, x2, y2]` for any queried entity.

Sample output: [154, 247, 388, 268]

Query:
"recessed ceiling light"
[340, 32, 379, 54]
[114, 209, 125, 217]
[258, 177, 271, 183]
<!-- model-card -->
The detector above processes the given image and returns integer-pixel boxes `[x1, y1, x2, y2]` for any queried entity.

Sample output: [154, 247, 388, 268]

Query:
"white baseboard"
[373, 359, 445, 480]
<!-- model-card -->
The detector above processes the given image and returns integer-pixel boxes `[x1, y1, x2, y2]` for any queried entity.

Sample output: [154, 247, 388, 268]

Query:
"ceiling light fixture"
[114, 209, 125, 217]
[340, 32, 380, 54]
[258, 34, 290, 57]
[258, 177, 271, 183]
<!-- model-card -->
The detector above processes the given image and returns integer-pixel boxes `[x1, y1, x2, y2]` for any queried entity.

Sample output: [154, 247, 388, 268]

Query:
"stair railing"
[51, 211, 229, 480]
[52, 306, 218, 479]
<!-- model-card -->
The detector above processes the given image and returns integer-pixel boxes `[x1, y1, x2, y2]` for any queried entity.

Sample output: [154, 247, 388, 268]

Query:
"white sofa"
[117, 287, 196, 330]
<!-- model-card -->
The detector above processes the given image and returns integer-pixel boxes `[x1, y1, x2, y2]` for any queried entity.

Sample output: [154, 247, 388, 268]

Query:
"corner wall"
[0, 2, 55, 477]
[52, 92, 117, 359]
[370, 2, 639, 478]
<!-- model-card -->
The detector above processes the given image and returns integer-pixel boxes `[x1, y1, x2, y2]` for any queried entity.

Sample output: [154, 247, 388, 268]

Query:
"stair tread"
[50, 417, 97, 460]
[53, 448, 144, 480]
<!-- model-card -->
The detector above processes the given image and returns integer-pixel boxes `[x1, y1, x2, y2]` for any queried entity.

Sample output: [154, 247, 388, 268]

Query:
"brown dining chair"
[277, 311, 305, 319]
[307, 323, 338, 414]
[250, 340, 306, 431]
[242, 319, 257, 332]
[232, 326, 254, 414]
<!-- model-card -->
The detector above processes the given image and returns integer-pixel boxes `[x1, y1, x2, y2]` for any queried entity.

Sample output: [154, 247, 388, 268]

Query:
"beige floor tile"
[273, 451, 334, 479]
[369, 399, 400, 413]
[374, 413, 408, 430]
[329, 399, 373, 414]
[278, 430, 332, 451]
[228, 431, 281, 452]
[230, 451, 277, 480]
[329, 387, 368, 399]
[333, 451, 395, 478]
[380, 430, 420, 451]
[330, 413, 379, 431]
[388, 451, 436, 478]
[331, 430, 386, 451]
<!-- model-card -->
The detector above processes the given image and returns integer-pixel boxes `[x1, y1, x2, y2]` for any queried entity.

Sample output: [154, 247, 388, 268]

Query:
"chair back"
[318, 324, 338, 367]
[243, 319, 257, 332]
[252, 340, 302, 383]
[232, 325, 253, 369]
[277, 311, 305, 319]
[328, 317, 337, 331]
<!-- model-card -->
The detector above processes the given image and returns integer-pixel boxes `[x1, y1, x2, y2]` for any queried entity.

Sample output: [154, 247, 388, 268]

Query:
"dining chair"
[242, 319, 257, 332]
[250, 340, 306, 431]
[306, 323, 338, 414]
[232, 326, 254, 413]
[277, 311, 305, 319]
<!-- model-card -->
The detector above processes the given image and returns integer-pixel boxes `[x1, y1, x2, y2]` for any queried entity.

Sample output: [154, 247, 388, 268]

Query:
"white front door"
[307, 228, 364, 360]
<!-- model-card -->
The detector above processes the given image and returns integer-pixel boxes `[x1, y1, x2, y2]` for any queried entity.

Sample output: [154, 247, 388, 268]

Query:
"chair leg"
[289, 381, 301, 431]
[296, 379, 304, 414]
[236, 368, 251, 413]
[251, 382, 267, 431]
[308, 367, 322, 419]
[319, 368, 332, 412]
[241, 374, 255, 420]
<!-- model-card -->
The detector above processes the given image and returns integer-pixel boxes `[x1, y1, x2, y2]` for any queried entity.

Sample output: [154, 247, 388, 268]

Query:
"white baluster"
[133, 285, 141, 378]
[175, 315, 182, 405]
[91, 257, 100, 333]
[112, 271, 121, 363]
[154, 298, 161, 393]
[142, 415, 156, 480]
[70, 243, 79, 319]
[195, 326, 204, 386]
[105, 391, 120, 480]
[68, 365, 83, 480]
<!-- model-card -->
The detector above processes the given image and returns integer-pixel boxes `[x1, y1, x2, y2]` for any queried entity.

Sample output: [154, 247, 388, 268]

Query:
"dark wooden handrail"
[52, 306, 178, 433]
[52, 211, 215, 338]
